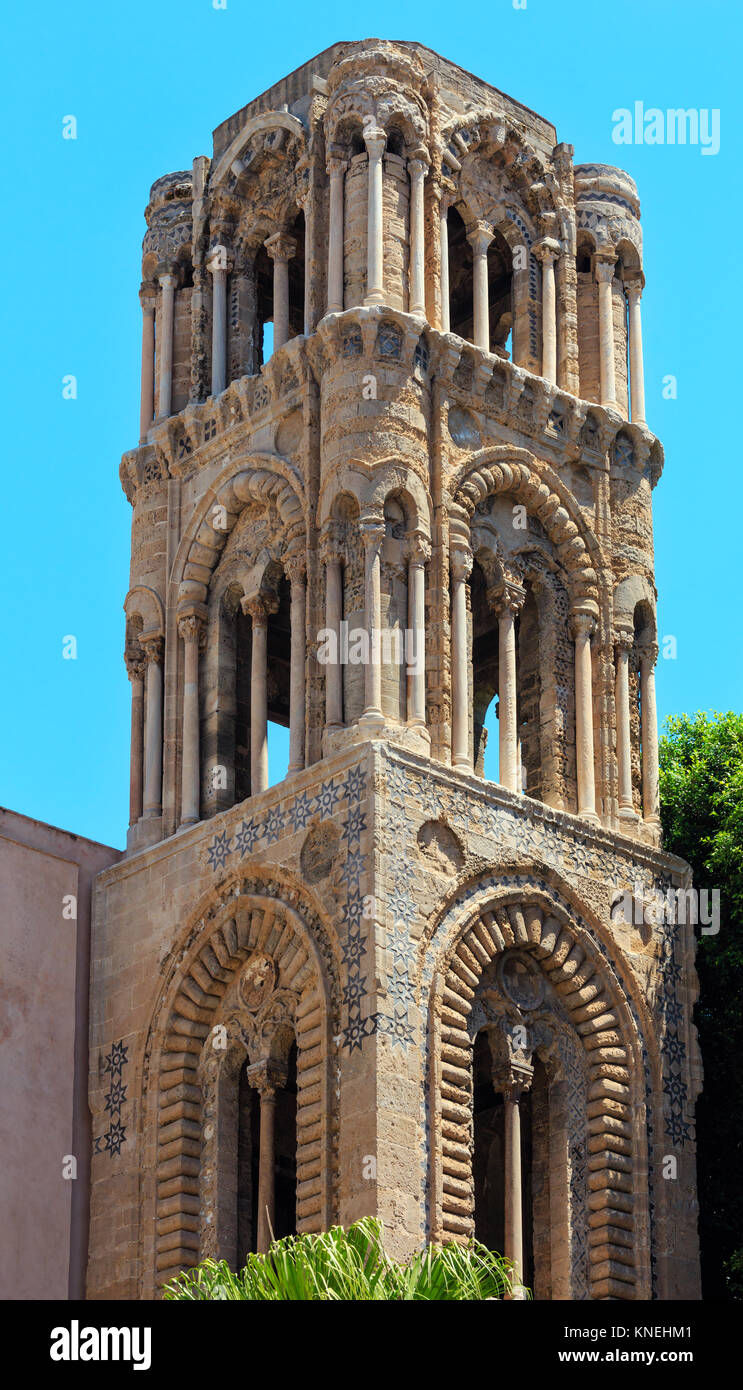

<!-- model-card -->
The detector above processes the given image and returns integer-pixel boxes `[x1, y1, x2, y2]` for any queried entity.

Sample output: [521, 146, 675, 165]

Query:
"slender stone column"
[359, 512, 385, 726]
[571, 609, 599, 821]
[264, 233, 297, 352]
[467, 222, 494, 351]
[503, 1084, 524, 1283]
[450, 545, 473, 769]
[156, 267, 177, 419]
[439, 193, 452, 333]
[139, 288, 156, 441]
[178, 612, 205, 826]
[242, 595, 277, 796]
[406, 533, 430, 727]
[246, 1060, 288, 1255]
[595, 255, 618, 409]
[327, 157, 346, 314]
[207, 245, 230, 397]
[323, 534, 344, 732]
[534, 238, 561, 384]
[639, 641, 660, 825]
[125, 652, 145, 825]
[626, 275, 646, 425]
[408, 153, 429, 316]
[490, 581, 526, 794]
[614, 625, 636, 818]
[141, 634, 164, 818]
[363, 127, 386, 306]
[286, 555, 307, 773]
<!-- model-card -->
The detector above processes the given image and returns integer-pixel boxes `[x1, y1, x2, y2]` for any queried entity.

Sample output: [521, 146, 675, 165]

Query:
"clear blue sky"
[0, 0, 739, 849]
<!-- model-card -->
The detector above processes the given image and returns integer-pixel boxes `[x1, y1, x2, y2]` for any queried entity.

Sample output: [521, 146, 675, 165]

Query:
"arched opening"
[236, 1064, 260, 1265]
[473, 1030, 505, 1252]
[471, 559, 500, 779]
[273, 1040, 298, 1241]
[447, 205, 473, 342]
[286, 210, 305, 340]
[517, 583, 542, 798]
[266, 570, 292, 785]
[254, 242, 273, 366]
[380, 496, 408, 723]
[487, 227, 513, 359]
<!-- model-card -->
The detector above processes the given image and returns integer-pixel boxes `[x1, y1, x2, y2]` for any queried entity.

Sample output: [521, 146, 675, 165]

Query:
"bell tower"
[88, 38, 702, 1301]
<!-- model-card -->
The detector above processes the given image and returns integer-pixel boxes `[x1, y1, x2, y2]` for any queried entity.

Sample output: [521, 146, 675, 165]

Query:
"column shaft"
[325, 557, 343, 730]
[540, 251, 558, 383]
[450, 550, 472, 769]
[288, 569, 306, 772]
[127, 667, 145, 825]
[440, 202, 450, 333]
[615, 633, 634, 813]
[504, 1091, 524, 1284]
[139, 298, 155, 441]
[361, 523, 384, 724]
[256, 1091, 276, 1254]
[498, 606, 519, 793]
[627, 284, 646, 425]
[407, 556, 427, 726]
[573, 614, 598, 819]
[408, 158, 427, 316]
[250, 609, 269, 796]
[179, 618, 202, 825]
[364, 131, 386, 306]
[641, 647, 660, 823]
[327, 161, 345, 314]
[156, 272, 176, 419]
[596, 259, 617, 408]
[142, 643, 163, 818]
[210, 265, 228, 396]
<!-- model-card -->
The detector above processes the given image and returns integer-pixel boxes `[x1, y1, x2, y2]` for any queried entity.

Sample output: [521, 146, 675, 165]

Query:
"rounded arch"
[210, 110, 308, 190]
[174, 453, 306, 609]
[124, 584, 164, 637]
[318, 459, 432, 536]
[426, 874, 654, 1300]
[450, 446, 599, 605]
[140, 867, 342, 1294]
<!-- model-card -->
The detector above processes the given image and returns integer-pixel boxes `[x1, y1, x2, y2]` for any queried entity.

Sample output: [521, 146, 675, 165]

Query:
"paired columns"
[534, 238, 560, 384]
[286, 556, 307, 773]
[450, 545, 473, 769]
[467, 221, 495, 351]
[595, 255, 618, 410]
[406, 533, 430, 727]
[639, 641, 660, 825]
[242, 593, 279, 797]
[408, 152, 429, 317]
[363, 126, 386, 306]
[140, 633, 164, 819]
[265, 232, 297, 351]
[245, 1058, 288, 1254]
[614, 624, 636, 818]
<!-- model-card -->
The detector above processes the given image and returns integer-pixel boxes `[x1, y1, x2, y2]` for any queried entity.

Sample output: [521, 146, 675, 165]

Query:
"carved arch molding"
[429, 886, 652, 1300]
[145, 883, 340, 1292]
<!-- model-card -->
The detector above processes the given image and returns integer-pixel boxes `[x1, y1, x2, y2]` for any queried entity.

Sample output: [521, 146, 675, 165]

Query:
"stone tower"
[89, 39, 702, 1301]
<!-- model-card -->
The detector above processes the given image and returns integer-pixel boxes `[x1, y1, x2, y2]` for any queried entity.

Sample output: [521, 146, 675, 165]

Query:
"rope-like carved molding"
[154, 892, 335, 1287]
[177, 454, 306, 608]
[432, 894, 642, 1301]
[450, 447, 599, 605]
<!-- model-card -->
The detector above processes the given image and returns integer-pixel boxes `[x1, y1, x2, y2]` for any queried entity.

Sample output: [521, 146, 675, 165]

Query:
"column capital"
[264, 231, 297, 264]
[570, 607, 597, 641]
[488, 578, 526, 618]
[625, 272, 645, 304]
[124, 649, 146, 682]
[206, 243, 232, 275]
[408, 153, 430, 180]
[637, 640, 659, 667]
[139, 283, 157, 309]
[532, 236, 561, 265]
[406, 530, 432, 566]
[241, 593, 279, 625]
[326, 154, 348, 178]
[284, 551, 307, 586]
[362, 125, 386, 158]
[450, 544, 473, 584]
[140, 632, 164, 664]
[178, 612, 207, 645]
[359, 509, 386, 549]
[156, 265, 177, 288]
[594, 253, 617, 284]
[466, 220, 495, 255]
[614, 623, 635, 654]
[244, 1057, 288, 1100]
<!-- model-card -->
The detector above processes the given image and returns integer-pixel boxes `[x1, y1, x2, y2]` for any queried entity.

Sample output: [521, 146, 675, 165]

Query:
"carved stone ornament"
[497, 949, 545, 1011]
[238, 953, 277, 1012]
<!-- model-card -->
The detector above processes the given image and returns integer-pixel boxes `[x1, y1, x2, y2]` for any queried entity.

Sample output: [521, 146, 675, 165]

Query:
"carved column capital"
[594, 254, 617, 284]
[139, 283, 157, 310]
[406, 530, 432, 567]
[326, 154, 348, 178]
[408, 154, 430, 181]
[284, 551, 307, 586]
[532, 236, 561, 265]
[570, 606, 598, 642]
[466, 220, 495, 256]
[488, 579, 526, 618]
[241, 593, 279, 626]
[637, 640, 659, 668]
[124, 650, 146, 682]
[614, 623, 635, 655]
[140, 633, 164, 665]
[178, 613, 206, 646]
[359, 510, 386, 551]
[206, 243, 233, 275]
[264, 231, 297, 264]
[450, 544, 473, 584]
[245, 1057, 288, 1100]
[319, 523, 344, 568]
[363, 125, 386, 159]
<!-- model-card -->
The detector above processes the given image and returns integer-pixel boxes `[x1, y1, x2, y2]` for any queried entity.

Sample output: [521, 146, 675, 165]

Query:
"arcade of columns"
[129, 131, 657, 843]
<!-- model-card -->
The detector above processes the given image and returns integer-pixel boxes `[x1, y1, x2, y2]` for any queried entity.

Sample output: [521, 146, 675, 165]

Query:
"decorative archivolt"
[141, 870, 342, 1293]
[325, 41, 429, 150]
[317, 458, 432, 535]
[427, 876, 654, 1300]
[124, 584, 165, 638]
[174, 453, 306, 610]
[210, 111, 308, 191]
[449, 446, 599, 605]
[440, 109, 563, 227]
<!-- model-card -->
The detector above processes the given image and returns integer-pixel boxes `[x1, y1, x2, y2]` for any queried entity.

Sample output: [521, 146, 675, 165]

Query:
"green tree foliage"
[659, 711, 743, 1299]
[163, 1217, 520, 1301]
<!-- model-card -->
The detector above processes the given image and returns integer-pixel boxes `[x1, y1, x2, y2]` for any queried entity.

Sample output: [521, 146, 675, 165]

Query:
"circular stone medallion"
[238, 953, 277, 1012]
[498, 950, 545, 1010]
